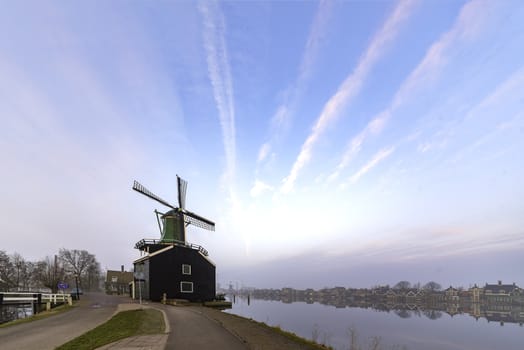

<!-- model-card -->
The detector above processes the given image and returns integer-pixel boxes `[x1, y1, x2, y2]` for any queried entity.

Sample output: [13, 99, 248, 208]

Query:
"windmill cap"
[162, 209, 181, 218]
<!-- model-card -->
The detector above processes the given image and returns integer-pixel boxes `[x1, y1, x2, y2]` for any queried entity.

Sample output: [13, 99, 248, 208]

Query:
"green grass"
[275, 326, 333, 349]
[0, 304, 74, 328]
[222, 311, 332, 349]
[265, 323, 333, 350]
[55, 308, 165, 350]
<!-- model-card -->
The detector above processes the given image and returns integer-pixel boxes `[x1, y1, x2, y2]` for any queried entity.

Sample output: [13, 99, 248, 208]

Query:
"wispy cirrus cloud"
[448, 65, 524, 163]
[258, 0, 335, 165]
[250, 179, 274, 198]
[327, 110, 391, 183]
[281, 0, 417, 193]
[342, 146, 396, 187]
[328, 0, 492, 183]
[199, 1, 236, 186]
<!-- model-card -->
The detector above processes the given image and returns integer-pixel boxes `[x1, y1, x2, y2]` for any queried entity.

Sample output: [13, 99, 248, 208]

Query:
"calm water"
[0, 304, 33, 324]
[226, 298, 524, 350]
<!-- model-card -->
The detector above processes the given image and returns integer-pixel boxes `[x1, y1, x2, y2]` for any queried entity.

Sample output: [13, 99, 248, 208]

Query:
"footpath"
[0, 293, 125, 350]
[1, 293, 324, 350]
[103, 303, 324, 350]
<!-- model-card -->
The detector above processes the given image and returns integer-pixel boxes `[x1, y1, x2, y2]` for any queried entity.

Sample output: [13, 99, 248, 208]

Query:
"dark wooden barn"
[133, 240, 215, 302]
[131, 177, 217, 302]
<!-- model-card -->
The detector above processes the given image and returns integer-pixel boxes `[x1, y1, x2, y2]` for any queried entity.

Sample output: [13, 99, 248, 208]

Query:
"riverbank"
[96, 303, 331, 350]
[192, 305, 331, 350]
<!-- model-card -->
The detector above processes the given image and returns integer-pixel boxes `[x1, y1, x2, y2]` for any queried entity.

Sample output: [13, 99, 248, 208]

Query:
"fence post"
[32, 293, 38, 314]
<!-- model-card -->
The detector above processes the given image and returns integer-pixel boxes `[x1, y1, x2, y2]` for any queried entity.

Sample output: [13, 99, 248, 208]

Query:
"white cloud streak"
[449, 65, 524, 163]
[281, 0, 417, 193]
[343, 146, 396, 186]
[257, 0, 334, 165]
[199, 1, 236, 185]
[250, 180, 274, 198]
[328, 0, 491, 182]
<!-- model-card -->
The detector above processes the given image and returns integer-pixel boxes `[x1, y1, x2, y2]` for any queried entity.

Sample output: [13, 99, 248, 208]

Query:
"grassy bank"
[196, 305, 332, 350]
[0, 304, 74, 329]
[266, 323, 333, 349]
[55, 308, 165, 350]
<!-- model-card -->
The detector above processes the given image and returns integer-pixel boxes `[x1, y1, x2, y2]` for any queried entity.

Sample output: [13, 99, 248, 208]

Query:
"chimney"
[121, 265, 124, 272]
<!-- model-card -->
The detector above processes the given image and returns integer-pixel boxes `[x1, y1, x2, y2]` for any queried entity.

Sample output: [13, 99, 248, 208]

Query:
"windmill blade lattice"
[133, 180, 176, 210]
[183, 211, 215, 231]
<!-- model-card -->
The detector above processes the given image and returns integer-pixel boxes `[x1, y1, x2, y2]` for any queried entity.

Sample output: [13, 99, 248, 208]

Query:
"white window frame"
[182, 264, 191, 275]
[180, 281, 193, 293]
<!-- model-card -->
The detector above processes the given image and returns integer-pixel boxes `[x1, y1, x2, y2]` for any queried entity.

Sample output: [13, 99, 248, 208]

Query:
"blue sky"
[1, 0, 523, 289]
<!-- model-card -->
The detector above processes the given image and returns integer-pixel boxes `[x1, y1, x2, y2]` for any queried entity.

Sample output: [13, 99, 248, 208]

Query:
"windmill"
[132, 175, 215, 244]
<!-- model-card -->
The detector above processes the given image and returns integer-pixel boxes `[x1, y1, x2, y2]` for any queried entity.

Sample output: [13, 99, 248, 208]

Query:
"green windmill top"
[132, 176, 215, 244]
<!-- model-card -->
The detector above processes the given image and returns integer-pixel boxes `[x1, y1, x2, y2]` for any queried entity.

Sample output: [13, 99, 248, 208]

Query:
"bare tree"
[423, 310, 443, 320]
[423, 281, 442, 292]
[11, 252, 30, 291]
[59, 248, 101, 291]
[0, 251, 15, 291]
[85, 260, 101, 292]
[394, 281, 411, 290]
[394, 309, 412, 318]
[34, 255, 65, 293]
[59, 249, 93, 288]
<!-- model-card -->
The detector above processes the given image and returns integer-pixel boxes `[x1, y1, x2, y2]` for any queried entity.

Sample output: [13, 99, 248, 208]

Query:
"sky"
[1, 0, 523, 290]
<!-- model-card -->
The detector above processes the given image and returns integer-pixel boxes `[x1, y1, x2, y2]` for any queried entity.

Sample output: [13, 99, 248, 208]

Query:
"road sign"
[58, 282, 69, 290]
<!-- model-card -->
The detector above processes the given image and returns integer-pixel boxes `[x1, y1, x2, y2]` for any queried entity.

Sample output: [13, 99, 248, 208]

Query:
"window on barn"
[182, 264, 191, 275]
[180, 281, 193, 293]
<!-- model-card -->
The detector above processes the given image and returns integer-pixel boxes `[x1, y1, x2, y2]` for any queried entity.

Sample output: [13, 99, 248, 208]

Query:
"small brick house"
[106, 266, 134, 295]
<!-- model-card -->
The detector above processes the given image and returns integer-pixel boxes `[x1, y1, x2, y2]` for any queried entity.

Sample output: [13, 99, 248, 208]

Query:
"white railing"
[1, 292, 71, 305]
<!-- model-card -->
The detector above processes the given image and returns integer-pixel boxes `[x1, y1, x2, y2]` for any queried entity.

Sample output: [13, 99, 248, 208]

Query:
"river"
[0, 304, 33, 324]
[226, 298, 524, 350]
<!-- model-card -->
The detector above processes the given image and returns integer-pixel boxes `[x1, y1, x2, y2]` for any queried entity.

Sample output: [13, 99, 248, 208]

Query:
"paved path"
[160, 305, 247, 350]
[1, 295, 248, 350]
[0, 292, 127, 350]
[99, 304, 247, 350]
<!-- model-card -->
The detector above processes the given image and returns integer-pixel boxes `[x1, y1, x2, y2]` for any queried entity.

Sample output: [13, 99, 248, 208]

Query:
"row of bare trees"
[0, 249, 102, 293]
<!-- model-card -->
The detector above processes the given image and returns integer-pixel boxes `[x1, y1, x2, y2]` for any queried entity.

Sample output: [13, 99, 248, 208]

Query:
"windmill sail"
[182, 210, 215, 231]
[133, 181, 176, 210]
[177, 175, 187, 209]
[132, 176, 214, 245]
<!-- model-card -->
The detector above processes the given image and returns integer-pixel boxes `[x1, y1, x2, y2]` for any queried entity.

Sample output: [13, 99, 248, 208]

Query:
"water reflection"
[225, 285, 524, 350]
[0, 304, 33, 324]
[244, 283, 524, 326]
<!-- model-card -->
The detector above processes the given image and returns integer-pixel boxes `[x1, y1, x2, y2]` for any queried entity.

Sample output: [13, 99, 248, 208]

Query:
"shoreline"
[194, 305, 331, 350]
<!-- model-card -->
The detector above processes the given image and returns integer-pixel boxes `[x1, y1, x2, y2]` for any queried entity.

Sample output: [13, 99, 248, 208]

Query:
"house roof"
[106, 270, 134, 284]
[484, 283, 519, 293]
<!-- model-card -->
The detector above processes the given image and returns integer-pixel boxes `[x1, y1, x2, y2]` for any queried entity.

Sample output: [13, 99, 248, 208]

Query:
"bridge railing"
[0, 292, 71, 305]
